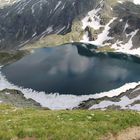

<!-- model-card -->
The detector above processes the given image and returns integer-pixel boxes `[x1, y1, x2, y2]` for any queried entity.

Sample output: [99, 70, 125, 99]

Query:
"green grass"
[0, 105, 140, 140]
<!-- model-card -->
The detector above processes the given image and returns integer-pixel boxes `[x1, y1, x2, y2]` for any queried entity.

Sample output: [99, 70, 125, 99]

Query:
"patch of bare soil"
[101, 127, 140, 140]
[22, 137, 37, 140]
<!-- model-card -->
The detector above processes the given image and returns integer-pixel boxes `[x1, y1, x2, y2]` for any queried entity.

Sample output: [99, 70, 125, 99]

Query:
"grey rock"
[76, 85, 140, 110]
[0, 0, 99, 50]
[0, 88, 49, 109]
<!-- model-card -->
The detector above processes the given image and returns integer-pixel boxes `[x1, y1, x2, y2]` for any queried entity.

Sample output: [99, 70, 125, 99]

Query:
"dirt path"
[101, 127, 140, 140]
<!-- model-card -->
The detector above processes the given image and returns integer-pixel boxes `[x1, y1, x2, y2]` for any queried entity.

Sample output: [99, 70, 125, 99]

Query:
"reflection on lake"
[2, 43, 140, 95]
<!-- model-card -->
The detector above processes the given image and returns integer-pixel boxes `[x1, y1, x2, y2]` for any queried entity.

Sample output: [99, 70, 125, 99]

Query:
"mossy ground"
[97, 46, 115, 52]
[0, 51, 28, 65]
[0, 104, 140, 140]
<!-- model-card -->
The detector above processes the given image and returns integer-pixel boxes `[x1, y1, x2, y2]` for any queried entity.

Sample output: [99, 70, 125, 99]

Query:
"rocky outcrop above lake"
[0, 88, 48, 109]
[77, 85, 140, 111]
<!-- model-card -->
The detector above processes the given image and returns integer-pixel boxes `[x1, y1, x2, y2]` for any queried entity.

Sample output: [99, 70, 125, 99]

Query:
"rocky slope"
[77, 85, 140, 111]
[0, 88, 42, 108]
[0, 0, 99, 50]
[0, 0, 140, 51]
[80, 0, 140, 54]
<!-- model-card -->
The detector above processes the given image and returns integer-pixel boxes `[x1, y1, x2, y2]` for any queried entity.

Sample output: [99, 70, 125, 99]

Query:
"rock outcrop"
[0, 88, 47, 108]
[77, 85, 140, 111]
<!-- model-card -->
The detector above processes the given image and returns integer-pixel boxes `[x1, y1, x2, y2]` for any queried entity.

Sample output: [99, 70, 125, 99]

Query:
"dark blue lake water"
[2, 43, 140, 95]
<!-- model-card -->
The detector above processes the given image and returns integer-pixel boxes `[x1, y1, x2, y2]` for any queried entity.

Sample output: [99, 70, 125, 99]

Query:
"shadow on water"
[2, 43, 140, 95]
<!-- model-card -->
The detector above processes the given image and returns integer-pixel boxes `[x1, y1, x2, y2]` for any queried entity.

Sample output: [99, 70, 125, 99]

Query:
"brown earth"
[101, 127, 140, 140]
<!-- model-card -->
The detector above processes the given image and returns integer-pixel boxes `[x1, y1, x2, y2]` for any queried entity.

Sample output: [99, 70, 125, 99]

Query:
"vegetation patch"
[0, 105, 140, 140]
[0, 50, 28, 65]
[97, 46, 115, 52]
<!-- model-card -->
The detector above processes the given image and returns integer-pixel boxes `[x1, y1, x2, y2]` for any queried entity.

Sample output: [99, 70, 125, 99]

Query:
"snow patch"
[81, 18, 116, 46]
[118, 1, 123, 4]
[54, 1, 61, 11]
[92, 18, 116, 46]
[81, 0, 104, 31]
[82, 32, 89, 42]
[55, 26, 66, 34]
[133, 0, 140, 5]
[5, 92, 10, 95]
[123, 22, 129, 33]
[90, 95, 140, 111]
[130, 104, 140, 111]
[112, 29, 140, 55]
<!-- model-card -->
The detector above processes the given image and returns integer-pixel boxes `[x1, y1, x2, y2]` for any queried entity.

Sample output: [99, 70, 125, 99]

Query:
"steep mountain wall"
[0, 0, 99, 50]
[0, 0, 140, 51]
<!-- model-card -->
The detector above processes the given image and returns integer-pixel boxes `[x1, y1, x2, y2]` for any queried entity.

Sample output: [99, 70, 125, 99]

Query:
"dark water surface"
[2, 43, 140, 95]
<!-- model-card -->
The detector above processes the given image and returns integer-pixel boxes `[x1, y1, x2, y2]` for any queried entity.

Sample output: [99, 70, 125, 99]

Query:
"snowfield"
[81, 17, 116, 45]
[81, 15, 140, 56]
[81, 0, 140, 56]
[133, 0, 140, 5]
[111, 29, 140, 56]
[90, 95, 140, 111]
[81, 6, 103, 30]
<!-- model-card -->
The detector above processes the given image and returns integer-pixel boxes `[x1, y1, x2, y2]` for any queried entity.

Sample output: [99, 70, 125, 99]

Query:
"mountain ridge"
[0, 0, 140, 52]
[0, 0, 99, 50]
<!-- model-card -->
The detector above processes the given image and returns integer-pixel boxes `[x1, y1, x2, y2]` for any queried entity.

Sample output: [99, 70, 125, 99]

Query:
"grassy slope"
[0, 105, 140, 140]
[0, 51, 28, 65]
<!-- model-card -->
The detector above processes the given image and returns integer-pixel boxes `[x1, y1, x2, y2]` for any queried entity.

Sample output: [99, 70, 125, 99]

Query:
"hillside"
[0, 0, 98, 50]
[0, 0, 140, 53]
[24, 0, 140, 54]
[0, 104, 140, 140]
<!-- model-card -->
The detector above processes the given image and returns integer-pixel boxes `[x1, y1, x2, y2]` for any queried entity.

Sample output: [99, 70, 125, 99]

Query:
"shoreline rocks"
[0, 88, 49, 109]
